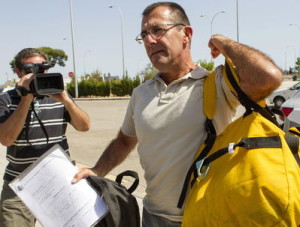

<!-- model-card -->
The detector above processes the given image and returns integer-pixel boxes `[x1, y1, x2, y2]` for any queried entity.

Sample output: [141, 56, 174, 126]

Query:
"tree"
[82, 70, 103, 82]
[136, 63, 158, 81]
[38, 47, 68, 67]
[288, 67, 294, 75]
[295, 57, 300, 75]
[197, 60, 214, 71]
[9, 47, 68, 72]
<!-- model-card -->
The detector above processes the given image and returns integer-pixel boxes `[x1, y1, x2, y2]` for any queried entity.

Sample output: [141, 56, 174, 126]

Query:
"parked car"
[268, 81, 300, 108]
[280, 90, 300, 125]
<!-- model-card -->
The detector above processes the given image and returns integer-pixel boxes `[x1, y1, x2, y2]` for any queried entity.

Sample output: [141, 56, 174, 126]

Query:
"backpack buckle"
[196, 158, 210, 180]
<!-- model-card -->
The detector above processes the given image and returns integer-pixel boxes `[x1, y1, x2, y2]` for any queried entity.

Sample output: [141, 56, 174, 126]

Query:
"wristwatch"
[15, 85, 30, 97]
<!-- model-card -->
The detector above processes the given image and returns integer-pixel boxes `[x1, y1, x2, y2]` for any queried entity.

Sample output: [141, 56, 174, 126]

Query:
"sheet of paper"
[9, 144, 108, 227]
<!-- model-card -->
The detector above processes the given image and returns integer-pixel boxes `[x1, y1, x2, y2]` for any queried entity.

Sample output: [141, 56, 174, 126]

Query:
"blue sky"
[1, 0, 300, 85]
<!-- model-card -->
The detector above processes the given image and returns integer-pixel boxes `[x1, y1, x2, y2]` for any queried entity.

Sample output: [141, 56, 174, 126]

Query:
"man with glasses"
[73, 2, 282, 226]
[0, 48, 90, 227]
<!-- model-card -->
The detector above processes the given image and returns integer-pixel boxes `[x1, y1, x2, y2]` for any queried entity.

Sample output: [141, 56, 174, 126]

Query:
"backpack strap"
[224, 60, 279, 126]
[195, 136, 282, 180]
[193, 72, 217, 177]
[289, 127, 300, 137]
[177, 72, 217, 209]
[225, 60, 300, 167]
[203, 72, 216, 120]
[115, 170, 139, 194]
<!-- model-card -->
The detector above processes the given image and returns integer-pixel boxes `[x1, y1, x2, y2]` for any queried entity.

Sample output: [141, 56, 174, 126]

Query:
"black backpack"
[88, 170, 140, 227]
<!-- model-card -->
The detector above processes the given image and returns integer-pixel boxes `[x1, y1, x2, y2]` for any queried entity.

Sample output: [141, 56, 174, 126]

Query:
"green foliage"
[78, 80, 96, 97]
[111, 77, 134, 96]
[66, 78, 75, 97]
[67, 78, 111, 97]
[9, 61, 15, 73]
[67, 70, 142, 97]
[81, 70, 103, 82]
[10, 47, 68, 72]
[38, 47, 68, 67]
[136, 63, 158, 81]
[295, 57, 300, 74]
[132, 76, 141, 87]
[197, 60, 214, 71]
[95, 81, 110, 96]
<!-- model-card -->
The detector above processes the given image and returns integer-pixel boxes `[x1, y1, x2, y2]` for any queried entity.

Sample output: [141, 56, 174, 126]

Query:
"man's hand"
[72, 167, 97, 184]
[50, 90, 90, 131]
[17, 73, 35, 91]
[48, 90, 70, 103]
[208, 34, 227, 59]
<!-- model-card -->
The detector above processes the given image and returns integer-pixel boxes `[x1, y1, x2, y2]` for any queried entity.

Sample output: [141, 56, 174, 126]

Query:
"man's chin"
[151, 55, 167, 67]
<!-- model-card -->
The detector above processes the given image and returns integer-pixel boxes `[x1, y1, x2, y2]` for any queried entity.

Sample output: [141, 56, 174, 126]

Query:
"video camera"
[21, 61, 64, 96]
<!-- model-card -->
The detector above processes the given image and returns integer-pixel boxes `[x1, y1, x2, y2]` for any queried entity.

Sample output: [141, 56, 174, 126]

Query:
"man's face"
[17, 56, 46, 78]
[141, 6, 186, 71]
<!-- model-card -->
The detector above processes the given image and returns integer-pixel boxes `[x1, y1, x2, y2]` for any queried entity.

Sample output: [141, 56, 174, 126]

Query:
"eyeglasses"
[135, 23, 185, 44]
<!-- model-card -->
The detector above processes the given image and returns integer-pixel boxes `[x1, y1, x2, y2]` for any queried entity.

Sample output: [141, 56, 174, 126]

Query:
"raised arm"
[72, 130, 137, 183]
[49, 91, 90, 131]
[0, 95, 33, 146]
[209, 34, 282, 101]
[0, 72, 35, 146]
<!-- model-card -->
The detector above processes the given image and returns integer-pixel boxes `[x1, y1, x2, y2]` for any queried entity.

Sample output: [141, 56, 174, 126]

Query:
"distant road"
[66, 99, 147, 191]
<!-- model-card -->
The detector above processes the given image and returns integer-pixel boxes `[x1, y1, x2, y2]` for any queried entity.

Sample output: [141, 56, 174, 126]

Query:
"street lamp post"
[200, 11, 226, 61]
[286, 45, 297, 72]
[68, 0, 78, 98]
[289, 24, 300, 56]
[210, 10, 226, 36]
[236, 0, 239, 42]
[289, 24, 300, 77]
[109, 5, 125, 78]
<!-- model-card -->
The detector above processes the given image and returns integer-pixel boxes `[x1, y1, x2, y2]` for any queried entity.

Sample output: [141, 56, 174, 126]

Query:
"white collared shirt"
[122, 65, 239, 222]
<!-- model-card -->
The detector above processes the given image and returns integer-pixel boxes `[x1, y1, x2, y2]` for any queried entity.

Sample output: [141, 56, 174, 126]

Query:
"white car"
[280, 90, 300, 125]
[268, 81, 300, 108]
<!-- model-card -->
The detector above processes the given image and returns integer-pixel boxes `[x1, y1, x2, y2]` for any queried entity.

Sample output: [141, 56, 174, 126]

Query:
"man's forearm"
[63, 99, 90, 131]
[0, 95, 33, 146]
[92, 132, 137, 177]
[210, 35, 282, 101]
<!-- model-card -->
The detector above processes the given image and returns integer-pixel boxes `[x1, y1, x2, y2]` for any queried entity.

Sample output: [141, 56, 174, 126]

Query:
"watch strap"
[15, 85, 30, 96]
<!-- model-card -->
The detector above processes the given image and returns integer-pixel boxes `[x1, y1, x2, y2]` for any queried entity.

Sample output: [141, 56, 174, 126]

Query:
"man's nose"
[143, 34, 157, 45]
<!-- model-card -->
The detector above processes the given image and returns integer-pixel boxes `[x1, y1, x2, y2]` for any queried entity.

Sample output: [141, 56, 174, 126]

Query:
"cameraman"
[0, 48, 90, 226]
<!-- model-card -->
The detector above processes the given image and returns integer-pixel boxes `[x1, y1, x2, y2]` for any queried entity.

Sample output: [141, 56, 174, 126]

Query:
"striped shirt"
[0, 89, 71, 182]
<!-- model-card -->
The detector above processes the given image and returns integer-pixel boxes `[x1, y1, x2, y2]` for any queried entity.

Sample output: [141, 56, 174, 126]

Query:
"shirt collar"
[153, 65, 209, 84]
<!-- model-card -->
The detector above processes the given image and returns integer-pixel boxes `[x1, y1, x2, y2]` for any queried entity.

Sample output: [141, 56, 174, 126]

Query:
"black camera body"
[22, 62, 64, 96]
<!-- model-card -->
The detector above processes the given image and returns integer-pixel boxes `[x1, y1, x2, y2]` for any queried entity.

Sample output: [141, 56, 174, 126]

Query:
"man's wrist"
[15, 85, 30, 97]
[61, 97, 73, 107]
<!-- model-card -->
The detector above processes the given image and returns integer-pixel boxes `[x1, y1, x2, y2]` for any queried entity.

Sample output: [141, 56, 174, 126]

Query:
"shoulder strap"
[224, 60, 279, 126]
[177, 72, 217, 209]
[225, 60, 300, 167]
[203, 71, 216, 120]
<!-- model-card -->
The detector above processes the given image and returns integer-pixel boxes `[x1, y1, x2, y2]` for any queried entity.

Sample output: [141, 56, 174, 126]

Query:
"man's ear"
[14, 68, 22, 79]
[183, 26, 193, 44]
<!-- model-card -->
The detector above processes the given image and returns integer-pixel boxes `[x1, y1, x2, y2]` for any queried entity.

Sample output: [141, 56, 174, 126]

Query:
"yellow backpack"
[179, 61, 300, 226]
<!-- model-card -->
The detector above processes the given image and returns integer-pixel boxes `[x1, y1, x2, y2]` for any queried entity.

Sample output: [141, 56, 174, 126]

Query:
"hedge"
[67, 76, 141, 98]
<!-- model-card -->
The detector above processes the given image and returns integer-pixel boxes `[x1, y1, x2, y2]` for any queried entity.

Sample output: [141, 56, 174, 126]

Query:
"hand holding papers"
[9, 144, 108, 227]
